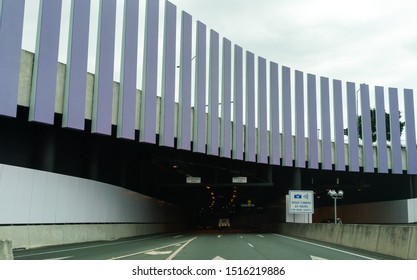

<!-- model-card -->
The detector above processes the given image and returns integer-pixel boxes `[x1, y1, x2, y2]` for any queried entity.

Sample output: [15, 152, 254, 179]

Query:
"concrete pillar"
[0, 240, 13, 260]
[292, 168, 302, 190]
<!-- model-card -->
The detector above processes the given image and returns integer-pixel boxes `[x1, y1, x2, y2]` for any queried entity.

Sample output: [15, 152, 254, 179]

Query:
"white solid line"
[15, 233, 176, 258]
[46, 256, 73, 260]
[248, 243, 254, 248]
[257, 235, 264, 238]
[173, 235, 183, 239]
[145, 251, 173, 255]
[273, 234, 376, 260]
[212, 256, 226, 260]
[310, 255, 328, 260]
[166, 237, 197, 260]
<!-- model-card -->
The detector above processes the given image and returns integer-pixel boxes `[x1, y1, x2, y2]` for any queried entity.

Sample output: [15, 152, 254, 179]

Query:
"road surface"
[13, 231, 396, 260]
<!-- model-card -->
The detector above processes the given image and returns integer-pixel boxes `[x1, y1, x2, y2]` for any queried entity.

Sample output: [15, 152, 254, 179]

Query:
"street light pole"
[327, 189, 344, 224]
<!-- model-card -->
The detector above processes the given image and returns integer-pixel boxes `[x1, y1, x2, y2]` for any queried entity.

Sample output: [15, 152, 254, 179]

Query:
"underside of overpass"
[1, 107, 415, 229]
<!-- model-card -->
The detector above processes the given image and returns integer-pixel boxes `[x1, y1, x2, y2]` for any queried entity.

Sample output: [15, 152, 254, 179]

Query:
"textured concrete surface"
[274, 223, 417, 259]
[0, 240, 13, 260]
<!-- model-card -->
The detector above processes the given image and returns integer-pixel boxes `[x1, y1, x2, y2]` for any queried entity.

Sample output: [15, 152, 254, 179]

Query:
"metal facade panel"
[269, 62, 280, 165]
[193, 21, 207, 153]
[346, 82, 359, 172]
[295, 70, 305, 168]
[207, 30, 219, 156]
[91, 0, 116, 134]
[0, 0, 25, 117]
[307, 74, 318, 169]
[140, 0, 159, 143]
[320, 77, 332, 170]
[404, 89, 417, 174]
[160, 1, 177, 147]
[233, 45, 243, 160]
[360, 84, 374, 172]
[62, 0, 90, 130]
[375, 86, 388, 173]
[257, 57, 268, 164]
[245, 51, 255, 162]
[220, 38, 231, 158]
[388, 88, 403, 174]
[282, 66, 292, 166]
[117, 0, 139, 140]
[29, 0, 62, 124]
[177, 11, 192, 150]
[333, 79, 345, 171]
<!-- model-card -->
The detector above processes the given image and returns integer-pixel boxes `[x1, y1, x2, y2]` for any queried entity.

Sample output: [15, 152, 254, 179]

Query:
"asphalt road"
[13, 231, 396, 260]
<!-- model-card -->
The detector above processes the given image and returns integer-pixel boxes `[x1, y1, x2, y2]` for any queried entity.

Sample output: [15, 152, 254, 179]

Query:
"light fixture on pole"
[327, 189, 344, 224]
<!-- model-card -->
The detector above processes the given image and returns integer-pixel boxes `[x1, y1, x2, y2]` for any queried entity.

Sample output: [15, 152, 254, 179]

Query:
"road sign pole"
[334, 198, 337, 225]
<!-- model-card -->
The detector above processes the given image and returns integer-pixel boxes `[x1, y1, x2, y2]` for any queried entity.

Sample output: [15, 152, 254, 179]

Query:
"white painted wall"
[0, 163, 183, 224]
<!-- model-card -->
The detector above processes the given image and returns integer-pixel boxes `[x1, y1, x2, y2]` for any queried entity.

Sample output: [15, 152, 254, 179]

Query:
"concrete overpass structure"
[1, 0, 417, 255]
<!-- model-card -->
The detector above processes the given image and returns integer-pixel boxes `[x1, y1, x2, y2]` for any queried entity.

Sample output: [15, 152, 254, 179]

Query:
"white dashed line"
[248, 243, 254, 248]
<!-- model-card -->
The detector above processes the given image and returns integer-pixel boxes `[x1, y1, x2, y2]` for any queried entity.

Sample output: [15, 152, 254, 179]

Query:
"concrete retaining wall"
[0, 240, 13, 260]
[0, 223, 185, 250]
[273, 223, 417, 259]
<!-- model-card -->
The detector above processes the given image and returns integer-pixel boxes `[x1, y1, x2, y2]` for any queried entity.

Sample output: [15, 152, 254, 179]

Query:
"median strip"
[166, 237, 197, 260]
[110, 237, 197, 260]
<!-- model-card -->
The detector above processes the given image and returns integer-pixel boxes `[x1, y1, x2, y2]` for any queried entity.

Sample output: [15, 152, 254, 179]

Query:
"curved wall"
[1, 2, 417, 175]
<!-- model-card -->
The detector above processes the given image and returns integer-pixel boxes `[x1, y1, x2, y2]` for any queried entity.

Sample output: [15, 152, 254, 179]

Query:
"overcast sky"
[168, 0, 417, 92]
[21, 0, 417, 92]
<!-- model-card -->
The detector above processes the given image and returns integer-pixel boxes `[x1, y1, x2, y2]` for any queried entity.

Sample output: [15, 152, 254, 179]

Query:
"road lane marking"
[217, 235, 222, 238]
[257, 235, 264, 238]
[15, 233, 178, 258]
[166, 237, 197, 260]
[111, 238, 196, 260]
[273, 234, 376, 260]
[145, 251, 172, 255]
[173, 235, 183, 239]
[46, 256, 73, 260]
[213, 256, 226, 260]
[240, 236, 243, 239]
[248, 243, 254, 248]
[310, 255, 328, 260]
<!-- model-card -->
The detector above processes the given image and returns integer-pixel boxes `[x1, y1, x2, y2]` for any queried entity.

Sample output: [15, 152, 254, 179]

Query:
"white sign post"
[288, 190, 314, 214]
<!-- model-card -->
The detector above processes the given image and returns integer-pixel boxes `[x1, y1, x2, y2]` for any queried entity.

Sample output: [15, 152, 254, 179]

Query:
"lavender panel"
[333, 79, 345, 171]
[375, 86, 388, 173]
[360, 84, 374, 172]
[404, 89, 417, 174]
[388, 88, 403, 174]
[0, 0, 25, 117]
[207, 30, 219, 155]
[307, 74, 318, 169]
[62, 0, 90, 130]
[346, 82, 359, 172]
[177, 12, 192, 150]
[257, 57, 268, 164]
[320, 77, 332, 170]
[29, 0, 62, 124]
[160, 1, 176, 147]
[282, 66, 292, 166]
[245, 51, 255, 162]
[269, 62, 280, 165]
[193, 21, 206, 153]
[233, 45, 243, 160]
[220, 38, 231, 158]
[91, 0, 116, 134]
[295, 70, 305, 168]
[140, 0, 159, 143]
[117, 0, 139, 140]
